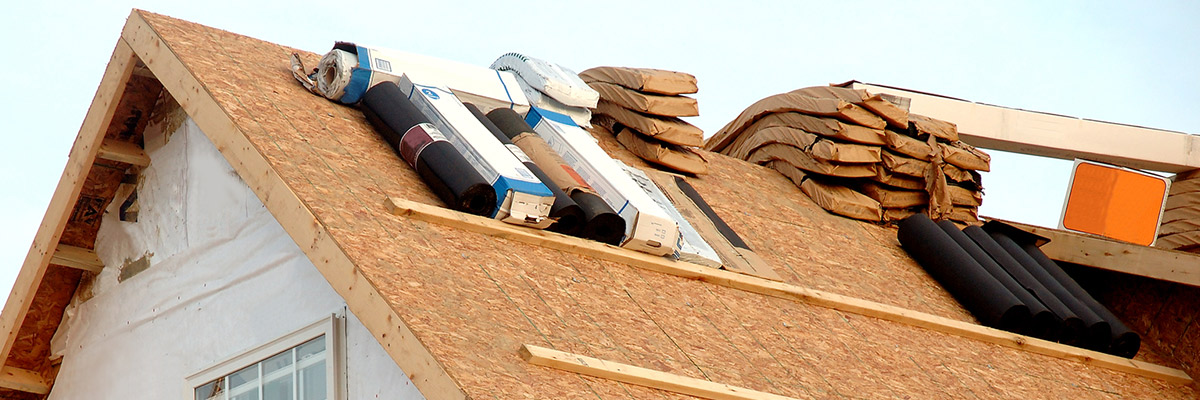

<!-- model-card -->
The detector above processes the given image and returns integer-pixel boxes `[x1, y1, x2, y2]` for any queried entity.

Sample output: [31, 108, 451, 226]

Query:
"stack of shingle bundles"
[1156, 169, 1200, 251]
[705, 85, 990, 225]
[581, 67, 708, 175]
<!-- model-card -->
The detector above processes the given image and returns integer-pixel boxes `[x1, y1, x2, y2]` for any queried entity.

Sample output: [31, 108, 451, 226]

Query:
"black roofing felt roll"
[897, 215, 1030, 332]
[963, 226, 1085, 345]
[1017, 240, 1140, 358]
[936, 221, 1059, 340]
[465, 104, 584, 235]
[486, 108, 625, 245]
[986, 229, 1112, 352]
[361, 82, 495, 216]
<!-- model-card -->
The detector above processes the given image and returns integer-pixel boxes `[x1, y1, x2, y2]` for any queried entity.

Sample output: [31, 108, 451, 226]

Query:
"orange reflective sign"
[1061, 160, 1169, 246]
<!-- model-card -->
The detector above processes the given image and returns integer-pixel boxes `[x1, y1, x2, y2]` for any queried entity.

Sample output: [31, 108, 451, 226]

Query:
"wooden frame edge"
[121, 10, 468, 400]
[386, 196, 1192, 385]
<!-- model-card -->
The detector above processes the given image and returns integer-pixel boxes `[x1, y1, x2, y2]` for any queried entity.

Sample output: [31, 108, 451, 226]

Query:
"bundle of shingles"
[1156, 169, 1200, 251]
[580, 67, 709, 175]
[705, 85, 990, 225]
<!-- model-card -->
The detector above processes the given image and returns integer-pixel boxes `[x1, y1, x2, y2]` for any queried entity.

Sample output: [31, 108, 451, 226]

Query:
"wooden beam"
[97, 139, 150, 167]
[998, 219, 1200, 288]
[0, 38, 138, 366]
[50, 244, 104, 273]
[848, 82, 1200, 173]
[520, 344, 798, 400]
[121, 10, 469, 400]
[0, 366, 49, 395]
[386, 197, 1193, 384]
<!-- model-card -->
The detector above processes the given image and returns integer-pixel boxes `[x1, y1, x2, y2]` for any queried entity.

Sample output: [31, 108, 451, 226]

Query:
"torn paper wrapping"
[579, 66, 698, 95]
[492, 53, 599, 108]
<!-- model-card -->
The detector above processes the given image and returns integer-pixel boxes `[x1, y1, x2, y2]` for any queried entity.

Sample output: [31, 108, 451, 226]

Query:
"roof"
[0, 9, 1195, 399]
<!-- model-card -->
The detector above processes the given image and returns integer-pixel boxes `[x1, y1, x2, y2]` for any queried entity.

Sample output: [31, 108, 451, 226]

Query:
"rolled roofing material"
[622, 165, 721, 267]
[466, 103, 583, 234]
[486, 108, 625, 245]
[986, 229, 1111, 351]
[588, 81, 699, 117]
[963, 226, 1085, 345]
[897, 214, 1031, 332]
[491, 53, 599, 108]
[936, 220, 1060, 340]
[667, 175, 777, 279]
[595, 101, 703, 147]
[579, 66, 698, 95]
[360, 82, 495, 216]
[1018, 241, 1140, 358]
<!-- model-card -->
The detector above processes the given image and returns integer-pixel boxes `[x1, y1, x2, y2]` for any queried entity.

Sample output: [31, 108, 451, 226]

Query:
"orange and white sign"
[1060, 160, 1170, 246]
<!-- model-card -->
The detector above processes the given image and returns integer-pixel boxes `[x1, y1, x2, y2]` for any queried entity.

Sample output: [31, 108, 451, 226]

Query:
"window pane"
[231, 389, 260, 400]
[194, 380, 223, 400]
[229, 363, 259, 388]
[298, 360, 326, 400]
[263, 374, 293, 400]
[296, 335, 325, 360]
[262, 350, 293, 376]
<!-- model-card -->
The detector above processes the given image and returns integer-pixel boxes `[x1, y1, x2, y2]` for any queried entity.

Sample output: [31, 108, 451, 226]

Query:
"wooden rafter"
[0, 366, 49, 395]
[1000, 219, 1200, 288]
[386, 197, 1193, 384]
[97, 139, 150, 167]
[521, 345, 797, 400]
[50, 244, 104, 274]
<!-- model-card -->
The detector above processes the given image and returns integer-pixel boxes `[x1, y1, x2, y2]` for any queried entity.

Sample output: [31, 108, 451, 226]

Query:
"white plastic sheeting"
[49, 117, 424, 399]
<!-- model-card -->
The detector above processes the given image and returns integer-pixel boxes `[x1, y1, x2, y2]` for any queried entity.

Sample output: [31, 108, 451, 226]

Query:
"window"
[188, 316, 341, 400]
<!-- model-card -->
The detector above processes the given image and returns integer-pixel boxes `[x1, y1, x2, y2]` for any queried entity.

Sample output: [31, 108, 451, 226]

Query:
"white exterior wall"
[47, 117, 424, 399]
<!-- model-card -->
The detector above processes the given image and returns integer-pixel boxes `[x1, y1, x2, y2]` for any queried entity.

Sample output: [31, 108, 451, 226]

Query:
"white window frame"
[184, 314, 345, 400]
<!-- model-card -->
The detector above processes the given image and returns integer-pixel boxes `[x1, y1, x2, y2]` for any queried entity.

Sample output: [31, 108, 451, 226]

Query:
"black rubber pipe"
[464, 103, 584, 235]
[936, 221, 1060, 340]
[486, 108, 625, 244]
[986, 229, 1112, 351]
[897, 215, 1030, 332]
[1016, 239, 1140, 358]
[360, 81, 495, 216]
[963, 226, 1085, 345]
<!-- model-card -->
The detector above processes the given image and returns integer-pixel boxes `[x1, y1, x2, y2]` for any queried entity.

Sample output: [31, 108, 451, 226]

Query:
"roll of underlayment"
[985, 228, 1112, 352]
[465, 103, 584, 235]
[897, 214, 1030, 332]
[1015, 237, 1140, 358]
[963, 226, 1085, 345]
[360, 81, 495, 216]
[485, 108, 625, 245]
[935, 221, 1060, 341]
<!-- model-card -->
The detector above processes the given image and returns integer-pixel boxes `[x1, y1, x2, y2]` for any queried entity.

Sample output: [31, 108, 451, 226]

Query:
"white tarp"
[49, 117, 423, 399]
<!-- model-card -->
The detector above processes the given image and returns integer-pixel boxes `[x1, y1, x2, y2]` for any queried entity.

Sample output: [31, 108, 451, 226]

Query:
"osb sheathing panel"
[0, 389, 40, 400]
[5, 265, 79, 376]
[1069, 264, 1200, 382]
[141, 11, 1197, 399]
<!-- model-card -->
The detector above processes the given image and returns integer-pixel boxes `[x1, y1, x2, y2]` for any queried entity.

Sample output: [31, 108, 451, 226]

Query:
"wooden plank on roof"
[386, 196, 1194, 384]
[0, 366, 49, 395]
[998, 219, 1200, 288]
[121, 10, 469, 400]
[50, 244, 104, 273]
[0, 38, 138, 366]
[520, 344, 798, 400]
[97, 139, 151, 167]
[849, 82, 1200, 173]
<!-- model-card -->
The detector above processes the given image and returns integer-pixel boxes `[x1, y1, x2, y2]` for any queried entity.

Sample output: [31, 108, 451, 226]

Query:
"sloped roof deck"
[0, 9, 1196, 399]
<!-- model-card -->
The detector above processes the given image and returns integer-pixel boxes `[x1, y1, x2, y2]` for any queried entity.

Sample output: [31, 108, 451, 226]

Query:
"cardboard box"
[622, 165, 720, 267]
[525, 108, 681, 255]
[320, 44, 530, 113]
[398, 74, 555, 226]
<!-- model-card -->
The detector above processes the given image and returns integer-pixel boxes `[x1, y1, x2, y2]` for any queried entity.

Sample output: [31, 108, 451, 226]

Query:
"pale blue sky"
[1, 1, 1197, 297]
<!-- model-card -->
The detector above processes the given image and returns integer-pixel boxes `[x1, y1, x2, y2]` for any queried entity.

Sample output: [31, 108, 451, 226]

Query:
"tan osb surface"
[142, 10, 1195, 399]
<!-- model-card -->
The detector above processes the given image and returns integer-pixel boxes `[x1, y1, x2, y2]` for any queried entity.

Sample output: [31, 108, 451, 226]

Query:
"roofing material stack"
[1157, 169, 1200, 251]
[581, 67, 708, 175]
[705, 85, 990, 224]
